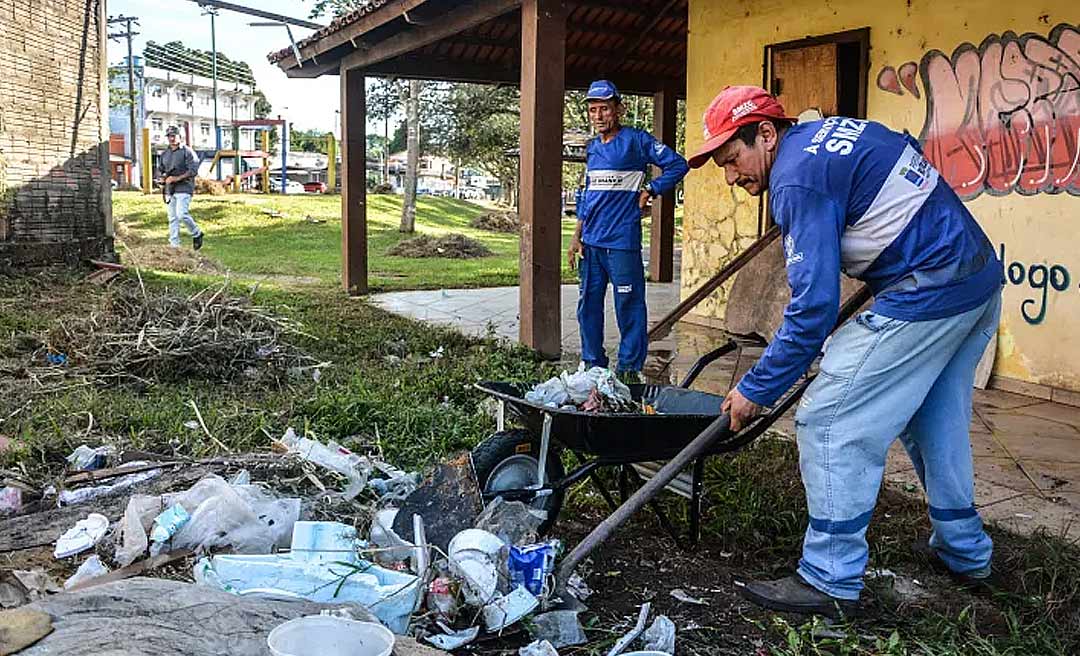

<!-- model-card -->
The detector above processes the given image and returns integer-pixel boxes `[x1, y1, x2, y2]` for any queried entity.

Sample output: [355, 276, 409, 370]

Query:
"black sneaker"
[193, 233, 203, 251]
[735, 574, 858, 619]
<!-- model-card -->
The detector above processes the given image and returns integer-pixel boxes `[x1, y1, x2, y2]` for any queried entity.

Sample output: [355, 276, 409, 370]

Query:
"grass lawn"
[112, 191, 586, 292]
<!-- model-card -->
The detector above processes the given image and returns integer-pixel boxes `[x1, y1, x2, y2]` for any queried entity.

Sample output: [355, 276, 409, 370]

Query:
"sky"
[106, 0, 375, 134]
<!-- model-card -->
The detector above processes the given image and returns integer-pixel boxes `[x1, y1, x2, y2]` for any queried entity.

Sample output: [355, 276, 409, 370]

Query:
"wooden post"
[260, 131, 270, 193]
[649, 88, 677, 283]
[340, 65, 368, 295]
[519, 0, 566, 358]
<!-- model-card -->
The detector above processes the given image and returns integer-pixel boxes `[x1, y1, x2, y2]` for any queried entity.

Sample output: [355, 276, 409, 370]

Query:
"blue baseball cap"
[585, 79, 620, 102]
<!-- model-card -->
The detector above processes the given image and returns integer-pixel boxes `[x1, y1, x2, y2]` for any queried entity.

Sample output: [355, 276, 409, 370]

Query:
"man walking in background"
[568, 80, 689, 380]
[158, 125, 204, 251]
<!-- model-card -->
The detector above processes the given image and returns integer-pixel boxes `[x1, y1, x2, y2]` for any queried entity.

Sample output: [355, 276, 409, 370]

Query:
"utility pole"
[203, 5, 222, 179]
[108, 15, 140, 185]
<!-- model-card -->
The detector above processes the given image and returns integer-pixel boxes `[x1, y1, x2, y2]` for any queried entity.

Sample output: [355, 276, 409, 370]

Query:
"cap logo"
[732, 99, 757, 120]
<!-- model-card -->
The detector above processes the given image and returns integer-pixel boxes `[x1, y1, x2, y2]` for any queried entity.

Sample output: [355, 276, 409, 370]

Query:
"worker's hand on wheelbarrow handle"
[721, 387, 761, 432]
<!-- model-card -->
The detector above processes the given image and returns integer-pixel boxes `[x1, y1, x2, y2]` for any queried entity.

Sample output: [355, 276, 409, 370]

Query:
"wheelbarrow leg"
[625, 466, 684, 548]
[689, 457, 706, 548]
[588, 471, 620, 513]
[618, 466, 631, 504]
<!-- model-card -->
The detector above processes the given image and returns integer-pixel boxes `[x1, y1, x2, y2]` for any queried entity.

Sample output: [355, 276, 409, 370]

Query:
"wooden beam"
[519, 0, 566, 358]
[341, 0, 521, 72]
[649, 87, 677, 283]
[340, 65, 368, 295]
[609, 0, 682, 73]
[362, 55, 685, 95]
[277, 0, 430, 70]
[438, 34, 684, 68]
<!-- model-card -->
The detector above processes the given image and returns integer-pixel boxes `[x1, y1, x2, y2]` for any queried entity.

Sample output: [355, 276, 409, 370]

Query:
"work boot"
[193, 232, 204, 251]
[735, 574, 858, 619]
[911, 538, 1000, 592]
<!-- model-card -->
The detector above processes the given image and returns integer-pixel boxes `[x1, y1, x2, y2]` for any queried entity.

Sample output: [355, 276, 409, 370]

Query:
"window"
[150, 84, 162, 98]
[200, 93, 211, 106]
[200, 123, 211, 138]
[151, 117, 163, 131]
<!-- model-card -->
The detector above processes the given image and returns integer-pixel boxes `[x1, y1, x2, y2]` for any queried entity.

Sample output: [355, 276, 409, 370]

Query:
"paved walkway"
[372, 278, 1080, 541]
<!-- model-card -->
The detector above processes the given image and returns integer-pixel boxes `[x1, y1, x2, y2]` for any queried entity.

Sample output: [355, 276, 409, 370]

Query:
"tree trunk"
[399, 79, 421, 233]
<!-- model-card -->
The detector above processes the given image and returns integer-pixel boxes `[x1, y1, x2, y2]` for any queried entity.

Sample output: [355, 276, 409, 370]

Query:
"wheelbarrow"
[470, 285, 873, 597]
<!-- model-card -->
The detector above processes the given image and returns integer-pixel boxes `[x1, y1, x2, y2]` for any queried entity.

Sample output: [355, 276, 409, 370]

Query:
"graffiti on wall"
[877, 24, 1080, 201]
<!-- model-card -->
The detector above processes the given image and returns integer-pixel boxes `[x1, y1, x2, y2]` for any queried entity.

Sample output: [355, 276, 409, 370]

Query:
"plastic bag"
[594, 369, 631, 403]
[519, 640, 560, 656]
[115, 475, 300, 566]
[560, 364, 605, 404]
[524, 377, 569, 407]
[641, 614, 676, 653]
[64, 555, 110, 589]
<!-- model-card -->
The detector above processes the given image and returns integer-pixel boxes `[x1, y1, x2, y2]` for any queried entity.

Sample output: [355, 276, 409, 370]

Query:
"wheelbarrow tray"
[475, 381, 724, 462]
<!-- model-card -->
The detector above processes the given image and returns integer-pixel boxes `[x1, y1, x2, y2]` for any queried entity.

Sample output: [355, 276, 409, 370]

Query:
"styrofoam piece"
[267, 615, 393, 656]
[369, 509, 414, 565]
[425, 625, 479, 650]
[289, 521, 359, 563]
[54, 513, 109, 558]
[483, 586, 539, 632]
[194, 551, 419, 634]
[449, 529, 504, 605]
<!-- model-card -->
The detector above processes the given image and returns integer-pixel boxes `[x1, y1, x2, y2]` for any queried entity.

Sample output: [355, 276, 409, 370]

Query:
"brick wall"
[0, 0, 114, 269]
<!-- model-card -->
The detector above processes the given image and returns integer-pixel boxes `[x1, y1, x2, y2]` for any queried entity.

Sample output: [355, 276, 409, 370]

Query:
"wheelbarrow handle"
[555, 412, 733, 595]
[679, 340, 738, 389]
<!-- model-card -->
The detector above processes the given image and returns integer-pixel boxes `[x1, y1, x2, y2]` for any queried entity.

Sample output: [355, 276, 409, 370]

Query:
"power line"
[108, 14, 140, 179]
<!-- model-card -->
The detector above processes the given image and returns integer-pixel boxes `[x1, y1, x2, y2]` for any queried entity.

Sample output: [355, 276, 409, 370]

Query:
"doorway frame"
[756, 27, 871, 235]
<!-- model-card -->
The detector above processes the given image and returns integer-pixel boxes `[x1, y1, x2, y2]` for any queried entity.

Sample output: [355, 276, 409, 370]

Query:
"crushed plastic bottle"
[278, 428, 372, 499]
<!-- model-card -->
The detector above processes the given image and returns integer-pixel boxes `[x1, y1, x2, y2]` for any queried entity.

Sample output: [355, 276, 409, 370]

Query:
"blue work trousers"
[576, 245, 647, 372]
[794, 291, 1002, 600]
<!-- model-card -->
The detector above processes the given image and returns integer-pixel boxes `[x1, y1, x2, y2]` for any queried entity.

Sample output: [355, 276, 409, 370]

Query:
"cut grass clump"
[386, 233, 494, 259]
[470, 210, 519, 234]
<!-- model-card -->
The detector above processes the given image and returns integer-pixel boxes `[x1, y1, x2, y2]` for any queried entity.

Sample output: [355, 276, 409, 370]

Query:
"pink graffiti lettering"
[877, 66, 903, 95]
[898, 62, 920, 98]
[918, 24, 1080, 200]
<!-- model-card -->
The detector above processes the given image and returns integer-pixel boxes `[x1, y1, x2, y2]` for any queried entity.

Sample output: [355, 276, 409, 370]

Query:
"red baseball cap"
[688, 86, 794, 169]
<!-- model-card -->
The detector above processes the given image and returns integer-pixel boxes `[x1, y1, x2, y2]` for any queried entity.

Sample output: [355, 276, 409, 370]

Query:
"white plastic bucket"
[267, 616, 394, 656]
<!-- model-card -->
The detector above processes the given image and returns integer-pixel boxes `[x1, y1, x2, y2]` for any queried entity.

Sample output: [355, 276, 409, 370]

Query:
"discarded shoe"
[734, 574, 857, 619]
[193, 233, 203, 251]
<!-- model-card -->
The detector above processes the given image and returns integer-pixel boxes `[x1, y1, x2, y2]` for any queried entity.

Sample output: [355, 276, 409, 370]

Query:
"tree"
[399, 79, 421, 233]
[108, 68, 136, 109]
[290, 129, 331, 153]
[441, 84, 521, 205]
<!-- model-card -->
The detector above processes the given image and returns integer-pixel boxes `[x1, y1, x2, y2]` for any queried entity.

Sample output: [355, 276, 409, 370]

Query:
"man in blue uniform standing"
[687, 86, 1003, 617]
[568, 80, 689, 378]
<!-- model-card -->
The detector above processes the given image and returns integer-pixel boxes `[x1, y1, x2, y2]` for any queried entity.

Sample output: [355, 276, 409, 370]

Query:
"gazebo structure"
[269, 0, 688, 358]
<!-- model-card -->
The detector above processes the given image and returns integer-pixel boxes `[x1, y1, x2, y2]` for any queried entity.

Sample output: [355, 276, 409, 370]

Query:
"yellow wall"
[684, 1, 1080, 391]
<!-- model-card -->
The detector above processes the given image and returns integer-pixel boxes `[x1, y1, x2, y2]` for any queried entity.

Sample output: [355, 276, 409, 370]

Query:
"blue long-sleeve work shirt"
[578, 127, 689, 250]
[737, 118, 1002, 407]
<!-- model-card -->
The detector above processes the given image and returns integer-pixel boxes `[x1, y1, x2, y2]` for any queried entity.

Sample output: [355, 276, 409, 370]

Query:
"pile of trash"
[525, 364, 638, 413]
[1, 430, 679, 655]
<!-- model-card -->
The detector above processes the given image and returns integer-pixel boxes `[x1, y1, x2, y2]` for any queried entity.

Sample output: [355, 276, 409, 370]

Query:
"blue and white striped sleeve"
[640, 132, 689, 196]
[736, 186, 844, 407]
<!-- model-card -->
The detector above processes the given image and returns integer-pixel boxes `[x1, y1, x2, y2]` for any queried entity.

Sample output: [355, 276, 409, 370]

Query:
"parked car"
[269, 178, 306, 195]
[303, 181, 328, 194]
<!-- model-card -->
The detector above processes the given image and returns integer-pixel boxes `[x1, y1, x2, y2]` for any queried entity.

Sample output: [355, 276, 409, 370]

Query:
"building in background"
[0, 0, 113, 269]
[109, 43, 262, 185]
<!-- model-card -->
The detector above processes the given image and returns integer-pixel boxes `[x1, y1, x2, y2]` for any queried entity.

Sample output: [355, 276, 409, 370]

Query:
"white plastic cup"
[267, 616, 394, 656]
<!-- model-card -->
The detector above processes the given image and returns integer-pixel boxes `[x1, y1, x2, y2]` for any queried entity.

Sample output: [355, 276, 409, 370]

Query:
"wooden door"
[771, 43, 838, 117]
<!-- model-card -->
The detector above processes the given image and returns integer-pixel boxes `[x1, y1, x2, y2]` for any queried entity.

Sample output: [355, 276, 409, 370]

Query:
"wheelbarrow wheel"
[471, 429, 565, 534]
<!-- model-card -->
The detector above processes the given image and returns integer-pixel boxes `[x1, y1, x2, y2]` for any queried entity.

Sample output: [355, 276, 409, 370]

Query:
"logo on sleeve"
[898, 151, 933, 190]
[653, 141, 668, 157]
[784, 234, 804, 265]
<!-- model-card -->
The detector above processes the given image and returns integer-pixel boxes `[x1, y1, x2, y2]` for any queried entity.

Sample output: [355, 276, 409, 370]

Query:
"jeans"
[576, 245, 648, 372]
[794, 290, 1002, 600]
[167, 193, 202, 247]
